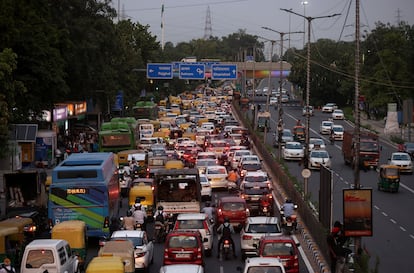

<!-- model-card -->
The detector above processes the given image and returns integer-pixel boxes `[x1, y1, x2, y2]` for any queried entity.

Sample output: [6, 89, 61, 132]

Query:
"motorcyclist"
[281, 198, 295, 218]
[201, 201, 215, 222]
[330, 128, 335, 144]
[154, 205, 169, 233]
[216, 217, 237, 258]
[132, 203, 147, 230]
[220, 150, 228, 166]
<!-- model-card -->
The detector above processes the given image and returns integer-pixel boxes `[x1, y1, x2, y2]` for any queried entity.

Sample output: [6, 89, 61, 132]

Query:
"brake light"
[136, 251, 146, 258]
[104, 217, 109, 228]
[197, 247, 202, 259]
[203, 221, 211, 236]
[246, 208, 250, 217]
[242, 235, 253, 240]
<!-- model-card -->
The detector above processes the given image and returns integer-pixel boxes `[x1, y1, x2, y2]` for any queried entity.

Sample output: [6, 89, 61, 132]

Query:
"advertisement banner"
[343, 188, 373, 237]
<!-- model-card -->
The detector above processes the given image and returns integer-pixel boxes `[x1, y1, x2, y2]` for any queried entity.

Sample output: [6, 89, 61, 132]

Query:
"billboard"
[343, 188, 373, 237]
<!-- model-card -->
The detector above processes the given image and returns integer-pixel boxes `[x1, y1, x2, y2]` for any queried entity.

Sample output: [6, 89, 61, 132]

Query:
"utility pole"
[281, 8, 340, 197]
[262, 27, 303, 160]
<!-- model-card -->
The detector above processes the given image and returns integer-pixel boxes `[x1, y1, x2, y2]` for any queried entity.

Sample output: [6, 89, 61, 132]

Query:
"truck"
[256, 111, 271, 132]
[1, 170, 47, 218]
[342, 130, 380, 169]
[154, 168, 201, 216]
[132, 101, 158, 120]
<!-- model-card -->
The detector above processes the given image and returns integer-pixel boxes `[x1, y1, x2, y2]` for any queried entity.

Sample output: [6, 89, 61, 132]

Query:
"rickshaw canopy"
[51, 220, 86, 249]
[86, 256, 124, 273]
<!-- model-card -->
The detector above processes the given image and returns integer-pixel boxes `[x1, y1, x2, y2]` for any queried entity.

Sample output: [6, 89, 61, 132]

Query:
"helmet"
[158, 205, 164, 211]
[134, 203, 141, 209]
[224, 217, 230, 223]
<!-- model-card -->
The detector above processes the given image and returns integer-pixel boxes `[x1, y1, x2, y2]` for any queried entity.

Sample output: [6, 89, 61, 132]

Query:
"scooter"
[259, 195, 273, 216]
[219, 239, 233, 260]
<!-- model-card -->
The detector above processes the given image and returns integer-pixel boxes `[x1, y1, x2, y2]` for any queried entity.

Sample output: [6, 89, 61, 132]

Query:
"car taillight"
[217, 209, 223, 216]
[246, 208, 250, 217]
[242, 235, 252, 240]
[197, 247, 202, 258]
[136, 251, 146, 258]
[203, 221, 211, 236]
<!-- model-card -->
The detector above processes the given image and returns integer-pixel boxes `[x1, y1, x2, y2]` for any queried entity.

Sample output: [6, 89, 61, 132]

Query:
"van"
[20, 239, 79, 273]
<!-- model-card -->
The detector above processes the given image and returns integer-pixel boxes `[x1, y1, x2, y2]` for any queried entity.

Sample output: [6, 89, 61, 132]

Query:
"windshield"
[310, 151, 329, 158]
[246, 223, 281, 233]
[244, 175, 267, 183]
[246, 266, 283, 273]
[360, 142, 379, 152]
[262, 242, 294, 256]
[111, 236, 143, 247]
[285, 143, 302, 149]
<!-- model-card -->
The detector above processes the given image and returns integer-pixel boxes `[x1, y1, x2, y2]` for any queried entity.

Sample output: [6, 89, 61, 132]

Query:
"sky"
[113, 0, 414, 52]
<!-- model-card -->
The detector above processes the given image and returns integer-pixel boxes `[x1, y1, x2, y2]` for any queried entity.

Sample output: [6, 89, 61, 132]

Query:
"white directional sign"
[211, 64, 237, 80]
[179, 63, 205, 79]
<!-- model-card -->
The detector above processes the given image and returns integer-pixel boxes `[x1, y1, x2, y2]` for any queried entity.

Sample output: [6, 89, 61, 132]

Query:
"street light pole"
[262, 27, 303, 160]
[301, 1, 308, 48]
[264, 40, 275, 143]
[281, 8, 340, 197]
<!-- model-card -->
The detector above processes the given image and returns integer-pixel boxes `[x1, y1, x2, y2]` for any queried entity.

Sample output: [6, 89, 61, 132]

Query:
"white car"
[238, 154, 261, 168]
[388, 152, 413, 174]
[240, 257, 286, 273]
[174, 213, 214, 256]
[302, 105, 314, 116]
[159, 264, 204, 273]
[332, 109, 345, 120]
[230, 149, 253, 169]
[308, 149, 332, 170]
[240, 170, 271, 190]
[195, 158, 217, 174]
[322, 102, 338, 113]
[320, 120, 334, 135]
[308, 137, 326, 150]
[269, 97, 278, 105]
[281, 94, 289, 103]
[110, 230, 154, 272]
[199, 174, 212, 201]
[332, 124, 344, 140]
[240, 217, 282, 259]
[205, 165, 228, 189]
[282, 141, 305, 160]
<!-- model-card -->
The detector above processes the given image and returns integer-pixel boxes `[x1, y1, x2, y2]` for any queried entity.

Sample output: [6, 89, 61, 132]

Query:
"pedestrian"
[0, 258, 16, 273]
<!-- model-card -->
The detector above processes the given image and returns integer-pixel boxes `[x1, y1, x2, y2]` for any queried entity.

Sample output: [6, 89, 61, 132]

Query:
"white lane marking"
[390, 219, 396, 224]
[292, 234, 315, 273]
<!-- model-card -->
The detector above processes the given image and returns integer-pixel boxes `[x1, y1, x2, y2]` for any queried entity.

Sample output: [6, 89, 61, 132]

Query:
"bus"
[98, 117, 138, 153]
[48, 152, 120, 237]
[132, 101, 158, 120]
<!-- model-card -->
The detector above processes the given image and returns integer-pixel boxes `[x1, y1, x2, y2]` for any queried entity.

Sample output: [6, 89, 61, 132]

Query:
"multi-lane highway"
[251, 88, 414, 273]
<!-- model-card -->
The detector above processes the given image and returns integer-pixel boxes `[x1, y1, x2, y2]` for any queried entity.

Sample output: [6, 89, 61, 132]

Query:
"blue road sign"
[211, 64, 238, 80]
[179, 63, 205, 79]
[147, 63, 173, 79]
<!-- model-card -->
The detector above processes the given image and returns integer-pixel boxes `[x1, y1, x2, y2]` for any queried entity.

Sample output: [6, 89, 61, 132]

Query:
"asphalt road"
[249, 96, 414, 273]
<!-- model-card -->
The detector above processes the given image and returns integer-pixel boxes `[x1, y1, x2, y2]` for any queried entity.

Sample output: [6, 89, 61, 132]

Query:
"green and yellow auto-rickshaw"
[0, 227, 20, 266]
[86, 256, 125, 273]
[377, 164, 400, 193]
[51, 220, 87, 269]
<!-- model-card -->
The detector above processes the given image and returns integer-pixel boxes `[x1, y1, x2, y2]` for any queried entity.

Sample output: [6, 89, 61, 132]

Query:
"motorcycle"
[280, 205, 298, 234]
[154, 221, 167, 243]
[259, 195, 273, 216]
[219, 239, 233, 260]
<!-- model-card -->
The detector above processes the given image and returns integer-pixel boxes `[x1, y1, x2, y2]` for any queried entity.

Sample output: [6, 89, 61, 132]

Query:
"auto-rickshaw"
[377, 164, 400, 192]
[0, 227, 20, 266]
[86, 256, 125, 273]
[98, 240, 135, 273]
[293, 125, 306, 142]
[129, 178, 155, 217]
[51, 220, 87, 269]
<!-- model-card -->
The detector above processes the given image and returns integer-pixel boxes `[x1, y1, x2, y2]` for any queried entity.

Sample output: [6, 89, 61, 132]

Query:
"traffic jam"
[1, 86, 302, 273]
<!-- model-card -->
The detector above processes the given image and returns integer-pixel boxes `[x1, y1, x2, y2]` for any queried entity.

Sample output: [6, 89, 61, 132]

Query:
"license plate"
[175, 253, 190, 258]
[155, 226, 161, 229]
[287, 222, 293, 226]
[251, 197, 259, 201]
[223, 244, 230, 248]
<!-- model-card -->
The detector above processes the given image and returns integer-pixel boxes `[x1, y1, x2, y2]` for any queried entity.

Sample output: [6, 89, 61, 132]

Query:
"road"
[249, 92, 414, 273]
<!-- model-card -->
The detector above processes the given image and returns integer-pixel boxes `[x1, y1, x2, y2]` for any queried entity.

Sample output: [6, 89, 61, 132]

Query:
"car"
[256, 235, 300, 273]
[237, 257, 286, 273]
[159, 264, 204, 273]
[308, 149, 332, 170]
[322, 102, 338, 113]
[269, 97, 278, 105]
[205, 165, 228, 189]
[195, 158, 217, 174]
[388, 152, 413, 174]
[319, 120, 334, 135]
[240, 170, 271, 190]
[216, 196, 249, 230]
[332, 109, 345, 120]
[173, 213, 214, 256]
[332, 124, 344, 140]
[308, 137, 326, 151]
[273, 129, 294, 147]
[230, 149, 253, 169]
[239, 160, 263, 178]
[240, 185, 272, 215]
[240, 217, 283, 259]
[302, 106, 314, 116]
[206, 140, 228, 157]
[281, 94, 289, 103]
[163, 230, 204, 266]
[110, 230, 154, 272]
[282, 141, 305, 161]
[199, 174, 212, 201]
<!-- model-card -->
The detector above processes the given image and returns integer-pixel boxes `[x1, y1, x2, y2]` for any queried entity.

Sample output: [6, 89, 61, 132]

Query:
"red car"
[216, 196, 249, 230]
[163, 230, 204, 266]
[256, 235, 300, 273]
